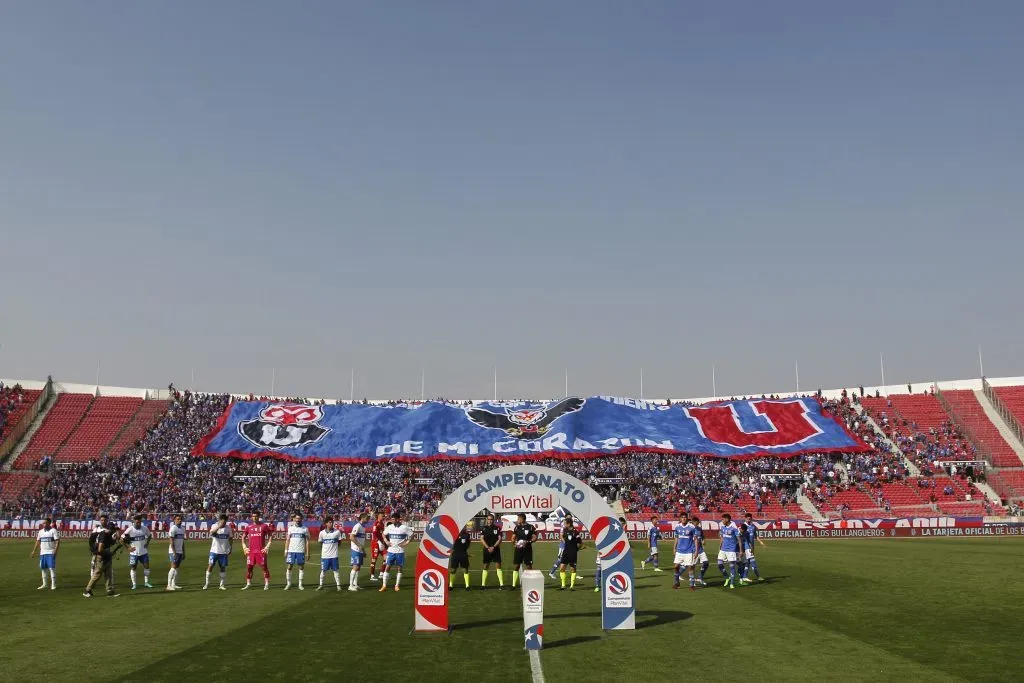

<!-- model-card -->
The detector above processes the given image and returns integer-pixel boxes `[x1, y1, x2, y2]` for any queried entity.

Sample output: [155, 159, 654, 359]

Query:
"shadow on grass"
[544, 635, 603, 649]
[454, 609, 692, 633]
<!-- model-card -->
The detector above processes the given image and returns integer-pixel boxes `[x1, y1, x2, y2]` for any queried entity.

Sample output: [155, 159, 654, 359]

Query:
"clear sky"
[2, 1, 1022, 400]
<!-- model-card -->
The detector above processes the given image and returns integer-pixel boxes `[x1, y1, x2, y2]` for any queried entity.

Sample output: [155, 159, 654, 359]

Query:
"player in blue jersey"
[672, 517, 699, 590]
[739, 513, 766, 583]
[548, 517, 573, 579]
[691, 515, 709, 586]
[717, 513, 740, 589]
[641, 516, 663, 571]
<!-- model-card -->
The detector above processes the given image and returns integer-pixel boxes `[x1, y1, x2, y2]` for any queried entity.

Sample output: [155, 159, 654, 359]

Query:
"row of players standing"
[666, 512, 766, 590]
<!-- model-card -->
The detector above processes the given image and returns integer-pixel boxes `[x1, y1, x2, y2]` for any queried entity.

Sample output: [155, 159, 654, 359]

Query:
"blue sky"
[2, 1, 1022, 399]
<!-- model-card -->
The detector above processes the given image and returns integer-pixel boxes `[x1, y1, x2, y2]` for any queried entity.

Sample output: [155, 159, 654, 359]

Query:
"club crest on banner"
[238, 403, 330, 450]
[465, 397, 585, 439]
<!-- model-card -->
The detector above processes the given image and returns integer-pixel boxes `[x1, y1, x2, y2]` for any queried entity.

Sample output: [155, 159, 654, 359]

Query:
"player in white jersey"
[378, 512, 411, 593]
[31, 517, 60, 590]
[284, 514, 310, 590]
[316, 516, 343, 591]
[204, 514, 233, 590]
[166, 514, 186, 591]
[347, 512, 370, 591]
[121, 514, 153, 589]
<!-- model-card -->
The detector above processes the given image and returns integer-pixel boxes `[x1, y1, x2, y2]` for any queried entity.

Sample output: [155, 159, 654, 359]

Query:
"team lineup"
[27, 511, 768, 596]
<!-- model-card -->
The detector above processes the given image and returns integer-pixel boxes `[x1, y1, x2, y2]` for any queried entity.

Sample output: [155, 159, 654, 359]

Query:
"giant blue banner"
[193, 396, 868, 462]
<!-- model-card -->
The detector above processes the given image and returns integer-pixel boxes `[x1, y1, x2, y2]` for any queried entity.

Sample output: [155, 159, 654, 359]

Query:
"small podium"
[520, 570, 544, 650]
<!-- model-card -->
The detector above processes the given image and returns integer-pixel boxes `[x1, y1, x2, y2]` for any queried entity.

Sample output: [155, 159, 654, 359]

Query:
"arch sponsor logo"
[417, 569, 445, 606]
[524, 588, 543, 613]
[605, 572, 632, 608]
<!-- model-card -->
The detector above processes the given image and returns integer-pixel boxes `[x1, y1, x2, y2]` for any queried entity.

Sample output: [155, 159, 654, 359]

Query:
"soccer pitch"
[1, 539, 1020, 682]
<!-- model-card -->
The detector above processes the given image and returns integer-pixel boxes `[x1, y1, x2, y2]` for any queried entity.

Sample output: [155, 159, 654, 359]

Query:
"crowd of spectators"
[0, 382, 27, 433]
[0, 390, 1005, 520]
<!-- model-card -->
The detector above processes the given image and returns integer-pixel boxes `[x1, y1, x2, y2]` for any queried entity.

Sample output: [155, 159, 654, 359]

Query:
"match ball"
[516, 540, 526, 548]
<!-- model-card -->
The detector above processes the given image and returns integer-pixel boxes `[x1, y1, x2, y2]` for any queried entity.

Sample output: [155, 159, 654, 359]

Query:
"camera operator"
[84, 515, 120, 598]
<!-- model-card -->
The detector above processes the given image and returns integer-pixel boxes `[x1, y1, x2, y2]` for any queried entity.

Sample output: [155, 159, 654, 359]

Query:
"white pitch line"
[528, 649, 546, 683]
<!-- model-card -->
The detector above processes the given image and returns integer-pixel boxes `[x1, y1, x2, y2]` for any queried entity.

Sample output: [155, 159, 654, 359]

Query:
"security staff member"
[511, 513, 537, 589]
[84, 516, 120, 597]
[449, 520, 473, 591]
[480, 513, 505, 590]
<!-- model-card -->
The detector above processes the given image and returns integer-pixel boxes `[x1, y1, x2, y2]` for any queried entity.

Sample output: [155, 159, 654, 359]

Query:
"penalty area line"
[529, 649, 546, 683]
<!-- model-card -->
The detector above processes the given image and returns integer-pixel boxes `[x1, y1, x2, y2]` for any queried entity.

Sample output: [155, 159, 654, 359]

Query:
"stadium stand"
[106, 399, 171, 459]
[51, 396, 143, 464]
[941, 390, 1022, 467]
[0, 385, 42, 447]
[993, 385, 1024, 429]
[860, 395, 975, 467]
[0, 472, 46, 502]
[13, 393, 94, 469]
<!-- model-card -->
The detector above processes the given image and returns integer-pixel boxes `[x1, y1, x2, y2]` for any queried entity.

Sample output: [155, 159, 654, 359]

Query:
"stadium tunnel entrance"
[413, 465, 635, 633]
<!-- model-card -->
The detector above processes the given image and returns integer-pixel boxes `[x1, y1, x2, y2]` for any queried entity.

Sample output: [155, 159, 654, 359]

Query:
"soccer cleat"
[593, 586, 600, 593]
[690, 585, 696, 592]
[144, 582, 153, 589]
[348, 586, 358, 592]
[131, 585, 137, 591]
[107, 592, 120, 598]
[673, 583, 680, 590]
[378, 586, 387, 593]
[654, 568, 664, 573]
[50, 585, 56, 591]
[82, 591, 92, 598]
[757, 577, 766, 582]
[166, 587, 176, 592]
[394, 586, 400, 592]
[316, 585, 324, 591]
[37, 585, 47, 590]
[298, 585, 304, 591]
[369, 575, 378, 582]
[548, 572, 557, 579]
[558, 587, 566, 591]
[264, 584, 270, 591]
[219, 585, 227, 591]
[203, 585, 209, 591]
[284, 584, 291, 591]
[242, 584, 251, 590]
[641, 561, 646, 570]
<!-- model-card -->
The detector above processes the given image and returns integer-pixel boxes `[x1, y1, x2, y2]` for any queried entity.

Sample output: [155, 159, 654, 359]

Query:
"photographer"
[83, 515, 120, 598]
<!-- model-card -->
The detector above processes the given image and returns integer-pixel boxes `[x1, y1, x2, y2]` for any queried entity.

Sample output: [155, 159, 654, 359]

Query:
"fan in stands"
[0, 377, 1021, 521]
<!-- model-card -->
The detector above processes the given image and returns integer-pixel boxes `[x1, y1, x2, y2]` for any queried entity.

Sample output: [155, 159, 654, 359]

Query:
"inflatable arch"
[413, 465, 636, 632]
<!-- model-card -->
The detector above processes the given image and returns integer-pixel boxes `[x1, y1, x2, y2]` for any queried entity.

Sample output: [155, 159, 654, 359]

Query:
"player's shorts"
[674, 552, 696, 567]
[718, 551, 738, 563]
[39, 555, 56, 570]
[744, 549, 755, 561]
[450, 554, 469, 570]
[129, 553, 150, 567]
[385, 552, 405, 568]
[247, 553, 267, 567]
[513, 545, 533, 567]
[648, 546, 659, 555]
[168, 552, 185, 566]
[559, 551, 579, 568]
[350, 550, 365, 567]
[482, 548, 502, 565]
[286, 552, 305, 566]
[322, 557, 340, 572]
[697, 551, 709, 564]
[208, 553, 229, 568]
[371, 542, 385, 559]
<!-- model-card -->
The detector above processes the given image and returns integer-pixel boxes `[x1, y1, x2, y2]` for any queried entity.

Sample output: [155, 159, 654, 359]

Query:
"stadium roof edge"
[3, 376, 1022, 404]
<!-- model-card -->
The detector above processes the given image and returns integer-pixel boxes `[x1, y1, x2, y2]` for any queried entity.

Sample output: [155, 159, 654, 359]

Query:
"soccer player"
[122, 514, 153, 590]
[691, 515, 709, 586]
[641, 516, 663, 571]
[673, 516, 699, 590]
[368, 512, 387, 581]
[378, 512, 411, 592]
[511, 513, 537, 589]
[284, 513, 310, 590]
[449, 520, 473, 591]
[717, 513, 740, 589]
[558, 514, 583, 590]
[242, 512, 273, 590]
[166, 514, 186, 591]
[739, 513, 766, 584]
[480, 513, 505, 590]
[204, 513, 232, 590]
[317, 516, 343, 591]
[346, 512, 369, 591]
[548, 518, 569, 579]
[31, 517, 60, 590]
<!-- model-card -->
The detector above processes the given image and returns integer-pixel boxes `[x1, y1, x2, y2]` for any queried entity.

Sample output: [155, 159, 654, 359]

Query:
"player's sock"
[570, 571, 577, 588]
[481, 569, 488, 587]
[395, 572, 402, 587]
[449, 572, 455, 589]
[512, 570, 519, 588]
[319, 570, 326, 587]
[285, 568, 292, 586]
[167, 568, 175, 588]
[749, 558, 760, 578]
[130, 569, 137, 587]
[204, 570, 211, 587]
[718, 561, 727, 577]
[701, 561, 709, 579]
[463, 573, 470, 589]
[380, 571, 389, 588]
[219, 571, 226, 586]
[594, 567, 601, 587]
[559, 570, 566, 588]
[144, 569, 151, 584]
[652, 555, 659, 568]
[334, 571, 341, 587]
[40, 570, 48, 587]
[497, 570, 505, 587]
[674, 566, 681, 586]
[689, 571, 696, 587]
[298, 569, 304, 587]
[263, 567, 271, 583]
[49, 568, 57, 587]
[730, 563, 737, 583]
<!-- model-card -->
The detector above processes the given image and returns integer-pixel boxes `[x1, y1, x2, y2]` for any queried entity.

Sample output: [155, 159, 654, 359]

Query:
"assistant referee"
[480, 513, 505, 590]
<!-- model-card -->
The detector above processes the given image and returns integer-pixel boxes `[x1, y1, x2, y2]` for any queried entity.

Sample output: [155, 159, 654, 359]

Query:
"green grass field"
[0, 538, 1021, 682]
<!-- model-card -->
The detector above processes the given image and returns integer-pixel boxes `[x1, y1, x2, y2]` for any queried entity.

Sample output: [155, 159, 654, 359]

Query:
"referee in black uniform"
[511, 513, 537, 589]
[557, 514, 584, 590]
[449, 520, 473, 591]
[480, 513, 505, 590]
